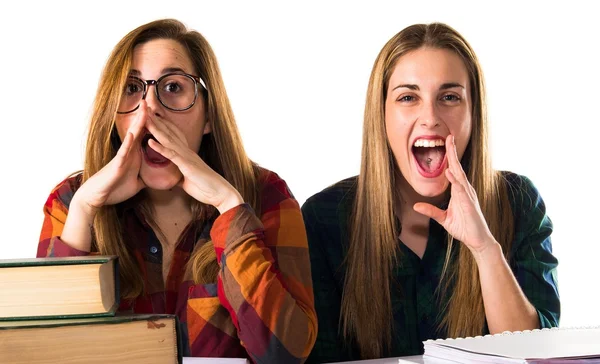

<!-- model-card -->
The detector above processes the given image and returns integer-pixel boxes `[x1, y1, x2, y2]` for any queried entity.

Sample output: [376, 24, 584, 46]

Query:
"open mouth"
[141, 134, 170, 166]
[412, 137, 447, 178]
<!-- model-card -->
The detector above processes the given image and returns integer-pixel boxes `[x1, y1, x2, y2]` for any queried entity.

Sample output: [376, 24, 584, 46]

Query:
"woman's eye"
[398, 95, 415, 102]
[441, 94, 460, 102]
[163, 82, 182, 93]
[125, 83, 142, 95]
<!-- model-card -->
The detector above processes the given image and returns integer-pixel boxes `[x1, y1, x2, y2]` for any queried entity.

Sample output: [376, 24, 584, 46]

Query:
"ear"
[203, 120, 212, 135]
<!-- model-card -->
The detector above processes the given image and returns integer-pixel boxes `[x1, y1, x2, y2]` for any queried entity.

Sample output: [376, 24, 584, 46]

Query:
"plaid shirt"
[38, 168, 317, 363]
[301, 172, 560, 363]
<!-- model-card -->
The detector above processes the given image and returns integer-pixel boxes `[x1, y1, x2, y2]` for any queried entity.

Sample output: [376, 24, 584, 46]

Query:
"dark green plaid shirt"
[301, 172, 560, 363]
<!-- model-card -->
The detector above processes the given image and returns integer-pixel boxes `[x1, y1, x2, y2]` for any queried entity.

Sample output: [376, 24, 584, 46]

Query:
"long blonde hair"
[84, 19, 261, 299]
[341, 23, 514, 358]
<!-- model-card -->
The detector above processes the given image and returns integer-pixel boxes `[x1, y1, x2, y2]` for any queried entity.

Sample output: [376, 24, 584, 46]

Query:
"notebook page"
[424, 327, 600, 360]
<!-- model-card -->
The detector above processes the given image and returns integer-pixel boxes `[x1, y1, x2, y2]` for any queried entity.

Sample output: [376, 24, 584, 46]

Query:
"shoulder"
[44, 172, 83, 211]
[500, 171, 547, 214]
[499, 171, 553, 242]
[301, 176, 358, 226]
[256, 167, 298, 213]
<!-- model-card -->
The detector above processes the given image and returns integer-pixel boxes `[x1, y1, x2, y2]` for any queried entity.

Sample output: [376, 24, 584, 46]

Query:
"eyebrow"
[161, 67, 188, 74]
[440, 82, 465, 90]
[392, 82, 465, 92]
[127, 67, 189, 77]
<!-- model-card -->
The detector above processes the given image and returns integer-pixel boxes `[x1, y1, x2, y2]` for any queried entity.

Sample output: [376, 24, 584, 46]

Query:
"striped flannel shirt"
[38, 168, 317, 363]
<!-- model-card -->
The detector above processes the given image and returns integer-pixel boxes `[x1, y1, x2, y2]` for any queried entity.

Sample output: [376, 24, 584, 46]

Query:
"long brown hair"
[341, 23, 514, 358]
[83, 19, 261, 299]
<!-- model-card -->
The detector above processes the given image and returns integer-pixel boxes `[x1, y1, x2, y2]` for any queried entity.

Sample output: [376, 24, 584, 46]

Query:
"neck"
[146, 186, 192, 217]
[395, 171, 448, 221]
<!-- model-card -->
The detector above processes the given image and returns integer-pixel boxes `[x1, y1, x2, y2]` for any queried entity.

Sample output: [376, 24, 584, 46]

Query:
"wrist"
[470, 238, 503, 265]
[71, 193, 98, 223]
[215, 190, 244, 214]
[61, 194, 96, 253]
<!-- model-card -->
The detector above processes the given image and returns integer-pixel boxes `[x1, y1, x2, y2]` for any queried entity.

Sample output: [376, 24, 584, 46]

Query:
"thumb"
[413, 202, 446, 225]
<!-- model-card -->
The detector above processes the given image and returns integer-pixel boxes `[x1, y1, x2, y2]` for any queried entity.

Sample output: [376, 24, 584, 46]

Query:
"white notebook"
[422, 326, 600, 363]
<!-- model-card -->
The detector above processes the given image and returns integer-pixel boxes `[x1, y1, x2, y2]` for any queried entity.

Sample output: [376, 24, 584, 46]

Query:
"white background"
[1, 1, 598, 329]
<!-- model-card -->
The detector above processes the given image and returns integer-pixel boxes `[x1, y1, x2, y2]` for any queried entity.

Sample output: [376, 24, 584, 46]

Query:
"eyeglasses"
[117, 72, 207, 114]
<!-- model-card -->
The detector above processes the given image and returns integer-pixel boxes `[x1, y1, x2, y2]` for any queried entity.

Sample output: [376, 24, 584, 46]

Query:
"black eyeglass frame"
[117, 72, 208, 114]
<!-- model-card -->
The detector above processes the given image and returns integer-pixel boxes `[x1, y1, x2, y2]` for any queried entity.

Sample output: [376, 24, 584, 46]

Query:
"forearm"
[60, 194, 95, 252]
[219, 236, 317, 362]
[213, 204, 317, 362]
[474, 241, 539, 333]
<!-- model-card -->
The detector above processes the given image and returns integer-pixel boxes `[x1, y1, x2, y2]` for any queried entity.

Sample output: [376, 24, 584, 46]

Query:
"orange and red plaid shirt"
[38, 168, 317, 363]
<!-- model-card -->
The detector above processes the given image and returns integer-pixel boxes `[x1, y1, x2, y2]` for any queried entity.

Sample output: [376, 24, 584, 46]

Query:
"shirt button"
[150, 246, 158, 254]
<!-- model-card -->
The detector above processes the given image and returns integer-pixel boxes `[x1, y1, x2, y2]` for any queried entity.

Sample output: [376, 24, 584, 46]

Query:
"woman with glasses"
[37, 19, 316, 362]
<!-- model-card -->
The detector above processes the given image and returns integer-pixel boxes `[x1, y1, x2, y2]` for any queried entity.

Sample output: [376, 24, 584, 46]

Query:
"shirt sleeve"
[37, 175, 90, 258]
[508, 174, 560, 328]
[186, 174, 317, 363]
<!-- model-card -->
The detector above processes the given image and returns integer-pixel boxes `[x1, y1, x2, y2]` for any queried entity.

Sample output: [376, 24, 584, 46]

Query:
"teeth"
[413, 138, 445, 147]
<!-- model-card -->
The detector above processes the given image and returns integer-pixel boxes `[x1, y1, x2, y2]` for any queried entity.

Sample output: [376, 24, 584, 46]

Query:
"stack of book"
[0, 256, 181, 363]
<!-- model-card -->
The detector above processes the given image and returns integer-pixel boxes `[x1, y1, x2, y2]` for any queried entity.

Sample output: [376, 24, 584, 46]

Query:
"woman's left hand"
[145, 111, 244, 213]
[413, 135, 497, 254]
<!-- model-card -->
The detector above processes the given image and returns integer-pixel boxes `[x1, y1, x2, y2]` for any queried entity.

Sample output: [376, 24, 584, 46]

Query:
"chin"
[412, 178, 449, 199]
[140, 166, 182, 190]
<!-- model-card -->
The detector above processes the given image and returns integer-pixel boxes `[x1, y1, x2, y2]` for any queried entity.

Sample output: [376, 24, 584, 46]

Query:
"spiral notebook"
[422, 326, 600, 363]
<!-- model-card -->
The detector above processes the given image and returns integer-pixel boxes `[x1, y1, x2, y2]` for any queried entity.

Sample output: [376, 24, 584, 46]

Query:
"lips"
[411, 135, 447, 178]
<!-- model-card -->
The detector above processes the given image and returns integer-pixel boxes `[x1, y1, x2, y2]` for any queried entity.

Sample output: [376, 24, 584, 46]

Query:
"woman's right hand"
[72, 107, 147, 219]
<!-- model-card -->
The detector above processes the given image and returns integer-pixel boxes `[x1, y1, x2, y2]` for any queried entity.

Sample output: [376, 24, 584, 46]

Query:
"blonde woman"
[38, 19, 316, 362]
[302, 23, 559, 362]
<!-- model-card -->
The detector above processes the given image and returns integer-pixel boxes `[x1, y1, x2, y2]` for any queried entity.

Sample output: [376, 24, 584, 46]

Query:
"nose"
[419, 100, 440, 128]
[143, 83, 163, 117]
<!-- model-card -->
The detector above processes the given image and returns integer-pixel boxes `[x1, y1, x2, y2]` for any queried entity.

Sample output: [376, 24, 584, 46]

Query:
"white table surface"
[331, 355, 456, 364]
[183, 355, 456, 363]
[183, 358, 248, 363]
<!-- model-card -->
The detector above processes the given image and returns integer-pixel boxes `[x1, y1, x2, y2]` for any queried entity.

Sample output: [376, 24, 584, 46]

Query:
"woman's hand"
[61, 106, 147, 252]
[413, 135, 497, 254]
[72, 107, 147, 218]
[145, 110, 243, 214]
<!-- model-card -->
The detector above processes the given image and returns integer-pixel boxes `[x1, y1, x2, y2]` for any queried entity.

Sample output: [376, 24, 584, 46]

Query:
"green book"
[0, 255, 119, 320]
[0, 314, 182, 364]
